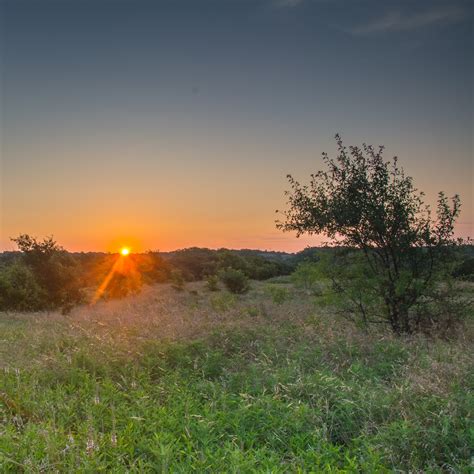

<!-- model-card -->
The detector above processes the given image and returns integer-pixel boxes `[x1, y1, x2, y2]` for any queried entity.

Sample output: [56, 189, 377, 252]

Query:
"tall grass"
[0, 282, 472, 471]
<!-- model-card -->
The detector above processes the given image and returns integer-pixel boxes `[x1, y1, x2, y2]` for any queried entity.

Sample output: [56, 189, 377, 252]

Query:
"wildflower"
[86, 438, 96, 455]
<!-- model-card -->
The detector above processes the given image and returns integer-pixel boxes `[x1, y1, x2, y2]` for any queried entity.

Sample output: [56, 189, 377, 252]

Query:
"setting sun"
[120, 247, 130, 256]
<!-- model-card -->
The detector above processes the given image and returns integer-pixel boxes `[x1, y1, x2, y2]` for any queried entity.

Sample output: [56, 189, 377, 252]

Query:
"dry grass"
[2, 281, 472, 395]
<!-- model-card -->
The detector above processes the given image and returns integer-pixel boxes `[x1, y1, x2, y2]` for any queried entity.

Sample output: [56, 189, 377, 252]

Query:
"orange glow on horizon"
[120, 247, 130, 256]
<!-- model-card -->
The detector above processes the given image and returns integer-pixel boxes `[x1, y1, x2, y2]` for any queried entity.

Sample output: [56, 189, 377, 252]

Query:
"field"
[0, 281, 473, 472]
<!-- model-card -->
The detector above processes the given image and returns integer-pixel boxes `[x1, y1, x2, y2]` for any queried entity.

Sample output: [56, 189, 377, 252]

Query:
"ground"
[0, 281, 473, 472]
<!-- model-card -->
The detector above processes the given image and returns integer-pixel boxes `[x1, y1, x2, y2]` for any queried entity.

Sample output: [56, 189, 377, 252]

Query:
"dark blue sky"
[1, 0, 472, 251]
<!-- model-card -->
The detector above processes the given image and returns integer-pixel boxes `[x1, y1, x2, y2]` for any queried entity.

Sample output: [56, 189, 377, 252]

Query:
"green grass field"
[1, 282, 473, 472]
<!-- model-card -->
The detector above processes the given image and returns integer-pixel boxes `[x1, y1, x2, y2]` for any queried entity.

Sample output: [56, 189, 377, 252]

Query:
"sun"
[120, 247, 130, 256]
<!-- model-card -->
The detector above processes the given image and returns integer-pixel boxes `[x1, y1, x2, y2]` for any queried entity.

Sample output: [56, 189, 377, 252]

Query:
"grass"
[0, 282, 473, 472]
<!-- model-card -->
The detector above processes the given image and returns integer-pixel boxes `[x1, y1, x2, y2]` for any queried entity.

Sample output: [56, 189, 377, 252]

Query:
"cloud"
[350, 6, 467, 35]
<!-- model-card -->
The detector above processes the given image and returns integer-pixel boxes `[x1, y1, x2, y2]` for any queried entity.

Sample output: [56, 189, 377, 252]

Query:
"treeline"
[1, 234, 473, 315]
[0, 236, 294, 312]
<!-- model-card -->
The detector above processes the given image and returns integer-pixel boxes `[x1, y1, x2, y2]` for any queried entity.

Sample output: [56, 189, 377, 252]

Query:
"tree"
[278, 135, 462, 334]
[0, 261, 45, 311]
[11, 234, 83, 311]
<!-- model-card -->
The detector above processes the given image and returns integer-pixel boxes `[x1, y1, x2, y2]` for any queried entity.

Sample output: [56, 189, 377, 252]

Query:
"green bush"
[453, 257, 474, 281]
[4, 235, 84, 311]
[210, 292, 237, 312]
[206, 274, 220, 291]
[265, 285, 290, 305]
[291, 261, 323, 294]
[0, 261, 45, 311]
[219, 268, 250, 294]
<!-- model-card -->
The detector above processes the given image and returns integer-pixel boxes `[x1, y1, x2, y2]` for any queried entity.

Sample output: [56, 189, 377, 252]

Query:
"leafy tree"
[169, 248, 219, 280]
[10, 234, 83, 311]
[139, 251, 172, 284]
[278, 135, 462, 334]
[0, 261, 45, 311]
[217, 251, 250, 275]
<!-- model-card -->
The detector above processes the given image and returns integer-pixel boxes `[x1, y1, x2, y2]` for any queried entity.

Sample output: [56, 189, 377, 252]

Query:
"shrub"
[171, 270, 185, 291]
[206, 274, 220, 291]
[453, 257, 474, 281]
[210, 292, 237, 312]
[265, 285, 290, 305]
[219, 268, 250, 294]
[8, 235, 84, 311]
[291, 261, 323, 294]
[0, 261, 45, 311]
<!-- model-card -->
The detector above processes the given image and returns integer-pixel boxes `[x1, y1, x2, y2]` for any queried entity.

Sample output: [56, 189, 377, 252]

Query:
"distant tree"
[278, 135, 462, 334]
[217, 251, 250, 275]
[169, 248, 219, 280]
[139, 251, 172, 283]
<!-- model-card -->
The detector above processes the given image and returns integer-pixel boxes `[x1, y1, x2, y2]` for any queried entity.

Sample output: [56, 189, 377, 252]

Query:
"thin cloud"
[350, 6, 467, 35]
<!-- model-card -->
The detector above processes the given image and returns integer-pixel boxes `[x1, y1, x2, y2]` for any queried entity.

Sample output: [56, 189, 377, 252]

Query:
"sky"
[0, 0, 472, 253]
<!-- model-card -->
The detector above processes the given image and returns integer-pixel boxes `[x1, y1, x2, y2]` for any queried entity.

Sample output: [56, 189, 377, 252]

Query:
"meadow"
[1, 280, 473, 472]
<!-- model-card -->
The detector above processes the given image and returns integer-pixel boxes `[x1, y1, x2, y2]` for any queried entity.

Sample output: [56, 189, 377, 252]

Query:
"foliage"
[2, 235, 84, 311]
[206, 274, 220, 291]
[0, 261, 45, 311]
[219, 268, 250, 294]
[168, 248, 219, 280]
[167, 248, 293, 282]
[104, 263, 143, 300]
[453, 256, 474, 281]
[265, 285, 291, 305]
[291, 261, 324, 294]
[210, 292, 237, 312]
[0, 241, 296, 312]
[279, 135, 462, 334]
[170, 269, 186, 291]
[138, 251, 172, 284]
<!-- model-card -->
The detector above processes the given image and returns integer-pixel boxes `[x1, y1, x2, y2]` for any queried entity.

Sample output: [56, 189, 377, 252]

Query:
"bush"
[453, 257, 474, 281]
[206, 275, 220, 291]
[0, 261, 45, 311]
[7, 235, 84, 311]
[291, 261, 323, 294]
[171, 270, 185, 291]
[265, 285, 290, 305]
[219, 268, 249, 294]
